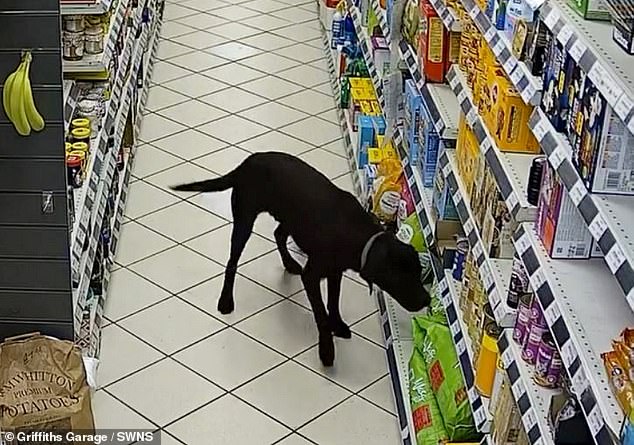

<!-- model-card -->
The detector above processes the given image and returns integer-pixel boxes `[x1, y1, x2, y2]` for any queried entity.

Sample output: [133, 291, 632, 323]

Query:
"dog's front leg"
[302, 261, 335, 367]
[327, 272, 351, 339]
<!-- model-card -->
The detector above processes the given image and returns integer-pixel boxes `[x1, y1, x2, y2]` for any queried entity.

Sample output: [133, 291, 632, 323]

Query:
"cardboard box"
[568, 0, 611, 20]
[404, 79, 423, 163]
[420, 0, 448, 83]
[537, 163, 593, 259]
[418, 104, 441, 187]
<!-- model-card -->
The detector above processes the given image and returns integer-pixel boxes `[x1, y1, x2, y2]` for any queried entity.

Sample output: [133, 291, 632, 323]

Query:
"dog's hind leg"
[302, 261, 335, 367]
[217, 192, 256, 315]
[327, 272, 351, 339]
[273, 224, 303, 275]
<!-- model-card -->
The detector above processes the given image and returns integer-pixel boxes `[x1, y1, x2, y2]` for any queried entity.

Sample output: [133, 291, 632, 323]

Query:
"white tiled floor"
[96, 0, 401, 443]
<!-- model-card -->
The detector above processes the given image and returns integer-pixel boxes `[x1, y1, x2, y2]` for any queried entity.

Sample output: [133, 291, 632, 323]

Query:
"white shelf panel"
[62, 0, 124, 73]
[512, 223, 632, 444]
[61, 0, 113, 14]
[497, 330, 558, 445]
[438, 149, 517, 327]
[440, 272, 492, 432]
[447, 66, 538, 222]
[528, 107, 634, 314]
[540, 0, 634, 136]
[457, 0, 542, 105]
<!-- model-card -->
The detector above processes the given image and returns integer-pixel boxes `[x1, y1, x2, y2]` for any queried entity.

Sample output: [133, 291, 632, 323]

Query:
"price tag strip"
[511, 225, 617, 445]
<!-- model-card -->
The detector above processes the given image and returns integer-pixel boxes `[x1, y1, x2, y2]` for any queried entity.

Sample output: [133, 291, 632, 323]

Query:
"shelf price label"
[468, 387, 478, 404]
[511, 378, 526, 400]
[568, 181, 587, 206]
[569, 39, 587, 63]
[586, 406, 605, 437]
[510, 66, 523, 85]
[560, 340, 577, 368]
[493, 39, 505, 56]
[456, 338, 467, 355]
[543, 8, 561, 29]
[549, 145, 567, 169]
[494, 303, 506, 323]
[503, 56, 517, 75]
[530, 268, 547, 292]
[506, 192, 519, 211]
[464, 218, 474, 235]
[480, 138, 492, 154]
[474, 407, 487, 426]
[484, 26, 496, 42]
[501, 348, 512, 368]
[544, 300, 561, 327]
[589, 63, 623, 105]
[457, 88, 468, 104]
[531, 116, 548, 141]
[606, 244, 627, 274]
[557, 24, 574, 46]
[516, 233, 531, 255]
[589, 213, 609, 240]
[467, 108, 477, 126]
[615, 94, 634, 121]
[450, 320, 461, 337]
[571, 367, 588, 396]
[523, 409, 538, 432]
[442, 161, 452, 177]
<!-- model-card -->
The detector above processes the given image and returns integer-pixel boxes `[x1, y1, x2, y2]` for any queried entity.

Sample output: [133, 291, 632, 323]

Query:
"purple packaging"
[513, 292, 533, 346]
[522, 298, 548, 364]
[534, 333, 556, 384]
[546, 353, 563, 387]
[452, 237, 469, 281]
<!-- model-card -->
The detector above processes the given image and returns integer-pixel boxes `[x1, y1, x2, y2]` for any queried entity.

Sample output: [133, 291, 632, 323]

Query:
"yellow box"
[368, 148, 382, 163]
[376, 135, 397, 159]
[482, 65, 540, 153]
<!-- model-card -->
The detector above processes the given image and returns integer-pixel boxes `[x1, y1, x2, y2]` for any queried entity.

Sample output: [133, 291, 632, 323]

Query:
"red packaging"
[419, 0, 448, 83]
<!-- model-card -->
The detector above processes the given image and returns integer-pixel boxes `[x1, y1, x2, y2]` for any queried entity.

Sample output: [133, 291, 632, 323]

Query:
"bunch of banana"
[2, 51, 45, 136]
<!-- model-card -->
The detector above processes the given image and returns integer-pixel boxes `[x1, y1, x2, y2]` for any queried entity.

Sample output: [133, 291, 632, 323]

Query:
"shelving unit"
[324, 0, 634, 442]
[0, 0, 164, 357]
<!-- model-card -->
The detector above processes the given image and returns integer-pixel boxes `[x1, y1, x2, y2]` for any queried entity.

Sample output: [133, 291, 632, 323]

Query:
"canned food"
[62, 30, 84, 61]
[66, 155, 83, 188]
[513, 292, 532, 346]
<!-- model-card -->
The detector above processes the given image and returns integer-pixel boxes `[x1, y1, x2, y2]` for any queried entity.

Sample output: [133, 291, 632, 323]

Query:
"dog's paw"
[318, 334, 335, 367]
[283, 259, 303, 275]
[217, 296, 234, 315]
[331, 320, 352, 339]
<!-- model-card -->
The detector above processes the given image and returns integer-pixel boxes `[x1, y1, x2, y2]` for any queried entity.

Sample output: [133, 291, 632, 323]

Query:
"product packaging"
[402, 0, 420, 47]
[433, 172, 459, 220]
[372, 36, 390, 79]
[568, 0, 611, 20]
[481, 65, 540, 153]
[536, 162, 593, 259]
[419, 0, 448, 83]
[409, 343, 450, 445]
[413, 317, 480, 441]
[404, 79, 423, 163]
[525, 21, 552, 77]
[418, 102, 441, 186]
[357, 114, 386, 167]
[0, 333, 95, 435]
[504, 0, 535, 42]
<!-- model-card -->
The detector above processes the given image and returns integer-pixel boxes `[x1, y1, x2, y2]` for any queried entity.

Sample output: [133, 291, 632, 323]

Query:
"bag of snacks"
[413, 316, 479, 441]
[396, 213, 426, 253]
[603, 350, 634, 420]
[427, 284, 447, 326]
[372, 158, 402, 222]
[409, 345, 449, 445]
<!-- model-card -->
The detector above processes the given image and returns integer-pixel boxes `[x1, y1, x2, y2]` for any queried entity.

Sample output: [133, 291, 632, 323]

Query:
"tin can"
[66, 155, 83, 188]
[62, 30, 84, 61]
[522, 300, 548, 364]
[513, 292, 532, 346]
[507, 252, 529, 309]
[546, 352, 563, 387]
[452, 236, 469, 281]
[534, 332, 556, 385]
[71, 126, 91, 143]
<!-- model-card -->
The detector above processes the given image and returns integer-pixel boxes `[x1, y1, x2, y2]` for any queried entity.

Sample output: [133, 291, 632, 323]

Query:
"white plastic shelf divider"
[539, 0, 634, 136]
[398, 40, 460, 140]
[61, 0, 113, 14]
[458, 0, 542, 105]
[438, 149, 516, 327]
[62, 0, 125, 73]
[497, 330, 558, 445]
[440, 271, 492, 432]
[512, 223, 632, 444]
[447, 66, 538, 222]
[528, 108, 634, 312]
[321, 26, 364, 198]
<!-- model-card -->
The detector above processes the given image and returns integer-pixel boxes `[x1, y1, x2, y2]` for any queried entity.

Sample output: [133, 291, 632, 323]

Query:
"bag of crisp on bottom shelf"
[413, 316, 479, 441]
[409, 339, 449, 445]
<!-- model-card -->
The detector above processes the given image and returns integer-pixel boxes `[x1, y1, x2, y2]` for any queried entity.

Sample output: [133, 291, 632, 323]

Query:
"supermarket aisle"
[93, 0, 402, 444]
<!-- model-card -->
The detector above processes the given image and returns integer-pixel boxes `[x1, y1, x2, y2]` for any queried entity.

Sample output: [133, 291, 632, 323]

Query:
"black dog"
[171, 151, 429, 366]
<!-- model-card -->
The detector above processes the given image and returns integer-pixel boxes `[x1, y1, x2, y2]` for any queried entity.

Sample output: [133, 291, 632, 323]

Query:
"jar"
[71, 127, 90, 144]
[66, 155, 83, 188]
[71, 141, 90, 157]
[71, 118, 90, 130]
[85, 15, 102, 27]
[84, 25, 104, 55]
[77, 99, 99, 134]
[62, 30, 84, 61]
[68, 150, 87, 173]
[475, 322, 502, 397]
[65, 142, 73, 154]
[64, 15, 84, 32]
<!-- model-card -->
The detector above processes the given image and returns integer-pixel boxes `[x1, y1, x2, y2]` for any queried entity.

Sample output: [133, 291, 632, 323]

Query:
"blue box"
[417, 105, 440, 187]
[357, 114, 385, 167]
[432, 172, 459, 220]
[404, 80, 423, 163]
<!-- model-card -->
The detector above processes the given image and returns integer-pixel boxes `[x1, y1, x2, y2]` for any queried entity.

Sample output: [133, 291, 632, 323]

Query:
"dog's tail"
[170, 169, 238, 193]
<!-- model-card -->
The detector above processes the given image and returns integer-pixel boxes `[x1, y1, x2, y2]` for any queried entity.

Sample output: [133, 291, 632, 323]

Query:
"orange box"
[420, 0, 448, 83]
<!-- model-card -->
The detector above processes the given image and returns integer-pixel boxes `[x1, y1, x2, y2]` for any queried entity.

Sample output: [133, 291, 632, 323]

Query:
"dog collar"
[360, 232, 384, 271]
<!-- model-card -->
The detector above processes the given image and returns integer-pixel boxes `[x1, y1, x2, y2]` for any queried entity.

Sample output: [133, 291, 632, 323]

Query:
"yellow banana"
[10, 60, 30, 136]
[2, 62, 19, 123]
[22, 53, 44, 132]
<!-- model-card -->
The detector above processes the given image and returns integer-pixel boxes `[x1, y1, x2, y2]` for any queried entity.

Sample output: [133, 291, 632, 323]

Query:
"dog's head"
[360, 233, 430, 312]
